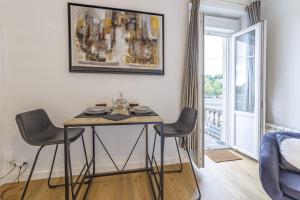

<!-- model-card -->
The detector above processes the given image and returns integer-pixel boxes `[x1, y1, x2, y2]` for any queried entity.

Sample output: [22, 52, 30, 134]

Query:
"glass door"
[230, 22, 266, 160]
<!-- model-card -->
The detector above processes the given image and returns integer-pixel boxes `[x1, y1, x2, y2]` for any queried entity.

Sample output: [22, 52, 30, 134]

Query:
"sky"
[204, 35, 225, 76]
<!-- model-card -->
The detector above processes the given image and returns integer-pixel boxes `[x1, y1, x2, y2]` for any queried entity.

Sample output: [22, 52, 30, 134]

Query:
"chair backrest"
[176, 107, 198, 135]
[15, 109, 54, 146]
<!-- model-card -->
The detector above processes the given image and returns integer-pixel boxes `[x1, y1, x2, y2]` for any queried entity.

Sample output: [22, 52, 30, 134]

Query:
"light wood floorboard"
[0, 151, 270, 200]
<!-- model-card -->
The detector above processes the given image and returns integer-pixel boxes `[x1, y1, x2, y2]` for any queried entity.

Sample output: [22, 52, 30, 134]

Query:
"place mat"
[205, 149, 242, 163]
[76, 110, 158, 121]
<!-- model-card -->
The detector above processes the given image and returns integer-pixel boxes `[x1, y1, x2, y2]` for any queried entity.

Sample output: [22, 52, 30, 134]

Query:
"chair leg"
[48, 144, 59, 189]
[171, 137, 183, 173]
[48, 138, 91, 189]
[152, 133, 183, 173]
[161, 137, 183, 173]
[184, 137, 201, 200]
[21, 146, 44, 200]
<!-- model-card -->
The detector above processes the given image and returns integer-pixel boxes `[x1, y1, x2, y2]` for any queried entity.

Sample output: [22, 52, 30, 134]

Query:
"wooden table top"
[64, 115, 164, 126]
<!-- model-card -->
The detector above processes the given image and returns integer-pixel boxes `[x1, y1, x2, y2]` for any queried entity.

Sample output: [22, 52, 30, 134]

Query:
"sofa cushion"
[276, 132, 300, 173]
[280, 170, 300, 200]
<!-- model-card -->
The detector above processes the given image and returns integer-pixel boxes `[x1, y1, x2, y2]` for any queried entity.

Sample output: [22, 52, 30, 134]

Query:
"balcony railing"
[205, 106, 223, 140]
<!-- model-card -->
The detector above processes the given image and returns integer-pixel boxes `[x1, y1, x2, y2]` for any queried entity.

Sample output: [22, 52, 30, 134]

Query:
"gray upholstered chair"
[16, 109, 89, 200]
[153, 107, 201, 200]
[260, 132, 300, 200]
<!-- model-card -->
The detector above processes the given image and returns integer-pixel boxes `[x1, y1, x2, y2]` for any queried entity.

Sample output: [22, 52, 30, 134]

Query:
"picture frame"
[68, 3, 164, 75]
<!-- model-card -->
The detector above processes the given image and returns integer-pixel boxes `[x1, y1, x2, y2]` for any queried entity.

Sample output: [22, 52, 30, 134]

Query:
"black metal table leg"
[92, 126, 96, 176]
[151, 134, 157, 167]
[160, 122, 165, 200]
[146, 124, 149, 169]
[67, 142, 75, 199]
[64, 126, 70, 200]
[63, 122, 163, 200]
[81, 136, 91, 179]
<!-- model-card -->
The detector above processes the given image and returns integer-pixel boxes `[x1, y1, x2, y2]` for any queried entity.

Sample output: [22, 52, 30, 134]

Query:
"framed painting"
[68, 3, 164, 75]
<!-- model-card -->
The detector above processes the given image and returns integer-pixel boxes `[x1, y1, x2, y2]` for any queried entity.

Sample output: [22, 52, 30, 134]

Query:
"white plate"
[134, 106, 151, 112]
[86, 106, 106, 112]
[134, 109, 152, 114]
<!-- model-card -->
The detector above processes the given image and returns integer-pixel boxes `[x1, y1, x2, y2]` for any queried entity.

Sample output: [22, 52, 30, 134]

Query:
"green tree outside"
[205, 75, 223, 97]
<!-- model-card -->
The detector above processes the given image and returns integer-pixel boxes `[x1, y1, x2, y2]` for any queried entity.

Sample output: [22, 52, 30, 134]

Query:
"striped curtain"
[246, 1, 261, 25]
[181, 0, 201, 150]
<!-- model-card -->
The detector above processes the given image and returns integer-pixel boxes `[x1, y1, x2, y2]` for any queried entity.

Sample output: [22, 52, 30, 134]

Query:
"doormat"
[205, 149, 242, 163]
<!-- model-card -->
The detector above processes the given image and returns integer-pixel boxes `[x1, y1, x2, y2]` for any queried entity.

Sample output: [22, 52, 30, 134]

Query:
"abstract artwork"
[68, 3, 164, 75]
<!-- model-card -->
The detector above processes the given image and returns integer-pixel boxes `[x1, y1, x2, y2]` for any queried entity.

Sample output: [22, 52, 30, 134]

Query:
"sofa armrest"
[259, 132, 283, 200]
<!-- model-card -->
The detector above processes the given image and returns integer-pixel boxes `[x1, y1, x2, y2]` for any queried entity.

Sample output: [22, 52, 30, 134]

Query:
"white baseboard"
[1, 155, 188, 185]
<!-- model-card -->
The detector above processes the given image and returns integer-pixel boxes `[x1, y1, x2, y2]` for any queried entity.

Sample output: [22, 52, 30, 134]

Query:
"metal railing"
[205, 106, 223, 140]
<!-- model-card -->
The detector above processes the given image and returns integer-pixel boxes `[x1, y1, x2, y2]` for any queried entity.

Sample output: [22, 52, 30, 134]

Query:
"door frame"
[229, 21, 266, 160]
[203, 32, 231, 148]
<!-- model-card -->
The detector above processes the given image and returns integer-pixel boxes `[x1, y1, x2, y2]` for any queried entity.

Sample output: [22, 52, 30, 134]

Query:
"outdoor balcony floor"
[205, 132, 228, 149]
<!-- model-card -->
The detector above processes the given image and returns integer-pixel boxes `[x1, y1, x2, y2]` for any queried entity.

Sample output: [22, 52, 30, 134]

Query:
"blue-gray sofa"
[260, 132, 300, 200]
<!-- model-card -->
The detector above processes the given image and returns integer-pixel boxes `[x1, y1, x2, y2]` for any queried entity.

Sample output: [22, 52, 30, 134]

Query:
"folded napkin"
[111, 109, 129, 116]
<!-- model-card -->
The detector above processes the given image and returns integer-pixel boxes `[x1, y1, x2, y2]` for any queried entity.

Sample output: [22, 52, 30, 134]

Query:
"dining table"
[63, 108, 165, 200]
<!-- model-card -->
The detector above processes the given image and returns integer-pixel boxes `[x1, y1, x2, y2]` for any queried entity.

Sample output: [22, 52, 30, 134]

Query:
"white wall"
[0, 0, 189, 181]
[0, 22, 5, 180]
[262, 0, 300, 129]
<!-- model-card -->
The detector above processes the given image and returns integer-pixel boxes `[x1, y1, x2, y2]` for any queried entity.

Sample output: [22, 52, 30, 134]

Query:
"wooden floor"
[0, 151, 270, 200]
